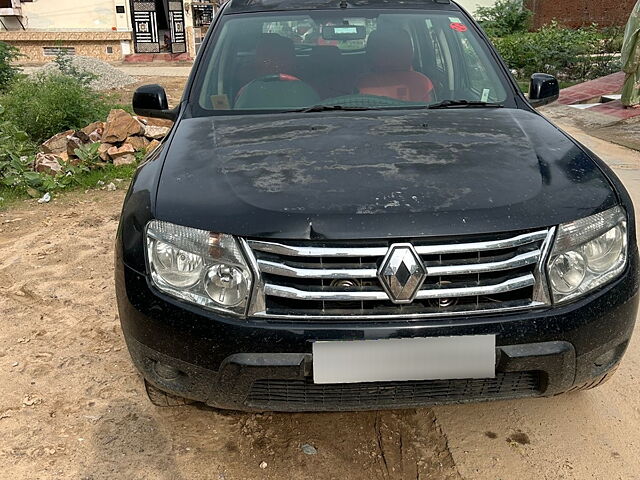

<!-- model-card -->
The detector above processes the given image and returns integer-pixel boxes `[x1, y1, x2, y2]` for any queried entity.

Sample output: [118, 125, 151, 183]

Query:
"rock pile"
[36, 109, 172, 175]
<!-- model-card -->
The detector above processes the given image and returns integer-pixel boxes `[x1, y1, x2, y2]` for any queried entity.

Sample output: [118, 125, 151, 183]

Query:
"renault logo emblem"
[378, 243, 427, 304]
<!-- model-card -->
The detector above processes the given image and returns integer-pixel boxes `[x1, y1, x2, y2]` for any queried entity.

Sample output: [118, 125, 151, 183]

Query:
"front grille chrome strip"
[257, 250, 540, 279]
[427, 250, 539, 276]
[258, 260, 378, 279]
[264, 273, 535, 302]
[252, 301, 546, 320]
[248, 230, 548, 258]
[247, 229, 553, 320]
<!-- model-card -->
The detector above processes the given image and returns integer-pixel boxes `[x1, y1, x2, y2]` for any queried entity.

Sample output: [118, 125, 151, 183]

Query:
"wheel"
[144, 379, 194, 407]
[567, 364, 620, 393]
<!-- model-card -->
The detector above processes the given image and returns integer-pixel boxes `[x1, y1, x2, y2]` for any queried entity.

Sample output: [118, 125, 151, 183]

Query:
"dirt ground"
[2, 68, 640, 479]
[109, 76, 188, 108]
[434, 124, 640, 480]
[0, 188, 459, 479]
[540, 103, 640, 153]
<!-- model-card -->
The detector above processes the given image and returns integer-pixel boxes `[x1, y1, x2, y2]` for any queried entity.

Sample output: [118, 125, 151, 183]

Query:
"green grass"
[0, 185, 27, 208]
[73, 163, 136, 189]
[0, 163, 136, 210]
[559, 81, 581, 90]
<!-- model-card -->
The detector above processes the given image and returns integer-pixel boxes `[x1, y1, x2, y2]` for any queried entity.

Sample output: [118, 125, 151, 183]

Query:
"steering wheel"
[236, 73, 303, 99]
[255, 73, 302, 83]
[235, 73, 319, 109]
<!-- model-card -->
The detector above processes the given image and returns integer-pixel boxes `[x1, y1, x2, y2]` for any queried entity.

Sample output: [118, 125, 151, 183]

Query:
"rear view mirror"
[528, 73, 560, 108]
[322, 25, 367, 41]
[132, 84, 178, 120]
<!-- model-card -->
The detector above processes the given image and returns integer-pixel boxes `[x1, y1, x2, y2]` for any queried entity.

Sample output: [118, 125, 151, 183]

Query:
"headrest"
[255, 33, 296, 76]
[366, 28, 414, 72]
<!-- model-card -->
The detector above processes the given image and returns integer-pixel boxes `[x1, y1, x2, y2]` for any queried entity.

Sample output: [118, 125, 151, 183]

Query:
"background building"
[0, 0, 637, 64]
[524, 0, 638, 29]
[0, 0, 218, 63]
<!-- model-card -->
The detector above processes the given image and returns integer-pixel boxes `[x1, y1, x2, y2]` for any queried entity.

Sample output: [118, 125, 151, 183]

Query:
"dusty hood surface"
[155, 108, 617, 239]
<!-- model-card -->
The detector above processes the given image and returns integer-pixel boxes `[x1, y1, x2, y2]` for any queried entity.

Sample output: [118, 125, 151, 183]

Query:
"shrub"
[493, 22, 621, 82]
[54, 48, 97, 86]
[74, 142, 101, 164]
[0, 106, 35, 161]
[476, 0, 533, 37]
[0, 107, 43, 192]
[0, 41, 21, 91]
[0, 73, 114, 144]
[599, 26, 625, 54]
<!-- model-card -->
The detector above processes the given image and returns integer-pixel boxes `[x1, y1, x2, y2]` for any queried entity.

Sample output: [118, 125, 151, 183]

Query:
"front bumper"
[116, 252, 639, 412]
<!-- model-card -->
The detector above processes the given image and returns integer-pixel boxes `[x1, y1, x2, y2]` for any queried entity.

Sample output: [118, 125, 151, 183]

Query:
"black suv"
[116, 0, 639, 411]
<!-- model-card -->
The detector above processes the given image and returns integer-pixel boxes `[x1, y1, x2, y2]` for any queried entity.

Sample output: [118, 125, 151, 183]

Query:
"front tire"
[568, 364, 620, 393]
[144, 379, 194, 407]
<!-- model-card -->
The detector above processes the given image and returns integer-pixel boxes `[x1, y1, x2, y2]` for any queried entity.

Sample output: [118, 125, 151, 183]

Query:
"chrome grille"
[246, 229, 554, 320]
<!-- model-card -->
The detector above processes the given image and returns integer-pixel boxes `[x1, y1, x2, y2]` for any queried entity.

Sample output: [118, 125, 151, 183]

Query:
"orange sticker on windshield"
[450, 23, 468, 32]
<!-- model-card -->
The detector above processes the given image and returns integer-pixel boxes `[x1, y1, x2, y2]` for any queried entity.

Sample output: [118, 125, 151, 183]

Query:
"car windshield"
[196, 9, 509, 113]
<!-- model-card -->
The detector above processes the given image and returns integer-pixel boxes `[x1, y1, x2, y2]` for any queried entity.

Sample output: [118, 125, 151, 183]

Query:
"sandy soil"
[0, 189, 459, 480]
[1, 67, 639, 479]
[109, 75, 188, 109]
[434, 123, 640, 480]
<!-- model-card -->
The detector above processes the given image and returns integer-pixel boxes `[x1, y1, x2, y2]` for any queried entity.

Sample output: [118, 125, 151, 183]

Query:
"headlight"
[151, 242, 204, 288]
[146, 220, 253, 316]
[547, 206, 627, 304]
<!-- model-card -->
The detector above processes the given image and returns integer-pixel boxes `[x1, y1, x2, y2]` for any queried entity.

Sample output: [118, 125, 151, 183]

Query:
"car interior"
[198, 12, 508, 111]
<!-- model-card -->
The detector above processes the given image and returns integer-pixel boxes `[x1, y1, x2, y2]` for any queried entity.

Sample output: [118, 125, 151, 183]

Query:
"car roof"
[224, 0, 461, 14]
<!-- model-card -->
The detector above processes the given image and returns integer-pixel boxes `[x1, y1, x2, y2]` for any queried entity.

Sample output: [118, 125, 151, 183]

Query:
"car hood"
[155, 108, 617, 239]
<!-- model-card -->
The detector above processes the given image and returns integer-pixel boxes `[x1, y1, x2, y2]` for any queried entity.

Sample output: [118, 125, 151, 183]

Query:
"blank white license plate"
[312, 335, 496, 384]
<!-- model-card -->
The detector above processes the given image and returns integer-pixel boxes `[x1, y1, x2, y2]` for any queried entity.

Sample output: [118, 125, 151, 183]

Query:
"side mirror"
[528, 73, 560, 108]
[132, 84, 178, 120]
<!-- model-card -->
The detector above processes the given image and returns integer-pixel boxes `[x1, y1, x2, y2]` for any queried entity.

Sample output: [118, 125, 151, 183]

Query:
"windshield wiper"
[426, 100, 504, 109]
[287, 105, 381, 113]
[286, 101, 502, 113]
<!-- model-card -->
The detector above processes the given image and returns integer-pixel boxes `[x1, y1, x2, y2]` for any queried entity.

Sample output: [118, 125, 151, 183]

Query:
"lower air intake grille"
[246, 372, 542, 410]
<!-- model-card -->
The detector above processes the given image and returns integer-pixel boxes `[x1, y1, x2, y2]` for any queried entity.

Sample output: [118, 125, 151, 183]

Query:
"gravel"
[33, 56, 137, 91]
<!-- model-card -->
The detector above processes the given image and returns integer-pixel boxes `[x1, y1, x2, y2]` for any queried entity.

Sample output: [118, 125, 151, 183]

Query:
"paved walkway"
[558, 71, 640, 122]
[558, 72, 625, 105]
[588, 98, 640, 120]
